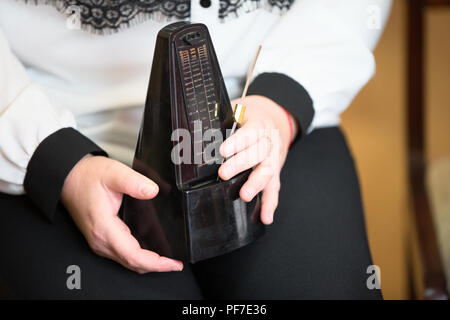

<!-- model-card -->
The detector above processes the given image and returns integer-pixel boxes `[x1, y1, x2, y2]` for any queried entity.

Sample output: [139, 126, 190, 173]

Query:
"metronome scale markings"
[179, 42, 221, 166]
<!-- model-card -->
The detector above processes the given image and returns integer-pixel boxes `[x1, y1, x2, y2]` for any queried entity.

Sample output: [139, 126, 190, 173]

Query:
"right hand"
[61, 154, 183, 274]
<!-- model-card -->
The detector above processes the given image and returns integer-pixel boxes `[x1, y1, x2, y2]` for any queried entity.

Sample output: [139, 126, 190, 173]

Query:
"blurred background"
[341, 0, 450, 299]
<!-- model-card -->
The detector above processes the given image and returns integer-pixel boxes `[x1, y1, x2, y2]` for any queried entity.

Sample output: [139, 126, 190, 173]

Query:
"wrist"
[280, 107, 298, 148]
[247, 73, 314, 142]
[24, 127, 108, 222]
[61, 153, 94, 207]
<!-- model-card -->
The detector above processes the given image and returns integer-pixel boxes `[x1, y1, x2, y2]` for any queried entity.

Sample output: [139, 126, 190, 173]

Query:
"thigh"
[0, 193, 202, 299]
[192, 127, 382, 300]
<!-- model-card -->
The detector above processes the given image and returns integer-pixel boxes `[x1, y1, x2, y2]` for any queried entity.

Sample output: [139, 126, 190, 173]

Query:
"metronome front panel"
[171, 25, 233, 188]
[178, 45, 220, 160]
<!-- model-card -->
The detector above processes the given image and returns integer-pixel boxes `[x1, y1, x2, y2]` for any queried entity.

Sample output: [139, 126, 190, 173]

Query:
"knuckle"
[259, 165, 274, 178]
[122, 253, 139, 270]
[272, 196, 279, 207]
[254, 119, 266, 131]
[258, 139, 271, 159]
[275, 177, 281, 189]
[274, 180, 281, 192]
[267, 117, 276, 128]
[102, 158, 117, 175]
[134, 268, 147, 275]
[89, 225, 106, 244]
[88, 240, 104, 256]
[152, 257, 165, 272]
[272, 184, 280, 194]
[229, 159, 241, 173]
[121, 179, 134, 193]
[87, 228, 108, 255]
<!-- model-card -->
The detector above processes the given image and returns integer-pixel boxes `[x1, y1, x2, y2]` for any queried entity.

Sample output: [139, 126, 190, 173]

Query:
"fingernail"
[220, 144, 227, 157]
[220, 167, 229, 180]
[172, 263, 183, 271]
[141, 183, 157, 195]
[222, 143, 234, 157]
[262, 213, 273, 225]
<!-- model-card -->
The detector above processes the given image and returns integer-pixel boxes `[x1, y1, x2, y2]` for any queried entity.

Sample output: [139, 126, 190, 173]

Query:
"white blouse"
[0, 0, 391, 194]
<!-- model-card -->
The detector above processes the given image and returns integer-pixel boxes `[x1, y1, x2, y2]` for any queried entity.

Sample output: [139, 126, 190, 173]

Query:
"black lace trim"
[219, 0, 293, 20]
[19, 0, 294, 34]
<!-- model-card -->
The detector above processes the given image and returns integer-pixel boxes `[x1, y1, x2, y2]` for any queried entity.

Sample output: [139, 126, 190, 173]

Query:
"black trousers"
[0, 127, 382, 299]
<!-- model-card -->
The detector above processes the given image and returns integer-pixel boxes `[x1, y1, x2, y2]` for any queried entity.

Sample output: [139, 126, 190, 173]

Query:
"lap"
[191, 127, 382, 299]
[0, 193, 202, 299]
[0, 126, 381, 299]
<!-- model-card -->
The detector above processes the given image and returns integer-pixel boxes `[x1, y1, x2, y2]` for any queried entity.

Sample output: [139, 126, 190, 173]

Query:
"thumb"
[104, 160, 159, 199]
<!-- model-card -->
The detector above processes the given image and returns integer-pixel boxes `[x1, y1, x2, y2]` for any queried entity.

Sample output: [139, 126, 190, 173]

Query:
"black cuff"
[24, 128, 107, 222]
[247, 72, 315, 142]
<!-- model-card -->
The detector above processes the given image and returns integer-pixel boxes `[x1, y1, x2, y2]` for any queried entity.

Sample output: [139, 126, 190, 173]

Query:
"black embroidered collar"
[20, 0, 294, 34]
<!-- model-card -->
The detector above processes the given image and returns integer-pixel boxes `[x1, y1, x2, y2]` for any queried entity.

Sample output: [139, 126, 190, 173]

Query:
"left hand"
[218, 95, 298, 225]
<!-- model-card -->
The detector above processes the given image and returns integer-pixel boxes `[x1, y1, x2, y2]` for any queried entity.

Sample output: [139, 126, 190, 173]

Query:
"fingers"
[103, 161, 159, 200]
[239, 161, 275, 202]
[218, 135, 272, 180]
[260, 175, 280, 225]
[91, 216, 183, 274]
[220, 120, 266, 158]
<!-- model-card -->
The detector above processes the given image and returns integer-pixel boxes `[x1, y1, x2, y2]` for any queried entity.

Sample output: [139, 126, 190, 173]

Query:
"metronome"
[122, 21, 265, 263]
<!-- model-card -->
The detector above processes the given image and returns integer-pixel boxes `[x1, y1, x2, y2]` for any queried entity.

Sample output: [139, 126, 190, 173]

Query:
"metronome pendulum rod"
[229, 44, 262, 137]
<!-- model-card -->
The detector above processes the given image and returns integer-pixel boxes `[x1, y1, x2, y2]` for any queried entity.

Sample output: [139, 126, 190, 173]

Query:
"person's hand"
[218, 95, 297, 225]
[61, 155, 183, 274]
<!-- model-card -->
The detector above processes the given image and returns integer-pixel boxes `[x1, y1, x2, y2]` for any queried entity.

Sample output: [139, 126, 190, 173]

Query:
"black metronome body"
[122, 22, 265, 263]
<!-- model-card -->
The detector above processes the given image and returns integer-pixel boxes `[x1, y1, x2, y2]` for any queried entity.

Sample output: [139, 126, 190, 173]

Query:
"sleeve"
[0, 29, 106, 221]
[247, 0, 392, 138]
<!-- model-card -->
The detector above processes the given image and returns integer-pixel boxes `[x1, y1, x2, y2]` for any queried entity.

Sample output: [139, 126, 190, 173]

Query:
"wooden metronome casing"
[122, 22, 264, 263]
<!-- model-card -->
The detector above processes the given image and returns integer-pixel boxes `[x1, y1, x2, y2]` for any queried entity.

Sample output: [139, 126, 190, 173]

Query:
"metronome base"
[122, 170, 265, 264]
